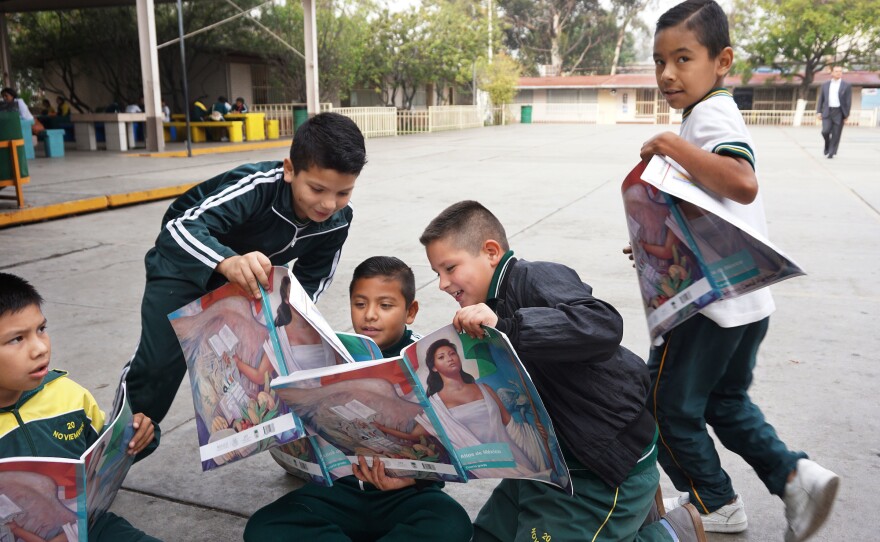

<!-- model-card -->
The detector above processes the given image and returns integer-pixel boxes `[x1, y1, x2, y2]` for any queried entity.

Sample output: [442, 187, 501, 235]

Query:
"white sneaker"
[664, 492, 690, 512]
[783, 459, 840, 542]
[666, 493, 747, 533]
[700, 495, 748, 533]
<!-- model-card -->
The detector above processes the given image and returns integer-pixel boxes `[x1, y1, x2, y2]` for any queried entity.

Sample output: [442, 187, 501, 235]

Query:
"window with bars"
[636, 88, 656, 117]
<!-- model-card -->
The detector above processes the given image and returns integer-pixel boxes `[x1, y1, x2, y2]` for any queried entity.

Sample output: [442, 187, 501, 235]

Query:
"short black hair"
[419, 200, 509, 255]
[0, 273, 43, 318]
[1, 88, 17, 99]
[290, 112, 367, 176]
[349, 256, 415, 306]
[656, 0, 730, 59]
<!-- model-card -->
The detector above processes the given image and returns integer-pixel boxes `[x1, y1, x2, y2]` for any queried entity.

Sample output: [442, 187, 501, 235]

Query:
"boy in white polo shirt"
[639, 2, 839, 541]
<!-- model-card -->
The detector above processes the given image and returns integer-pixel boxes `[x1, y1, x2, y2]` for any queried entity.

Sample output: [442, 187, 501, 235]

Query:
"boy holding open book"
[421, 201, 706, 542]
[0, 272, 157, 541]
[245, 257, 472, 542]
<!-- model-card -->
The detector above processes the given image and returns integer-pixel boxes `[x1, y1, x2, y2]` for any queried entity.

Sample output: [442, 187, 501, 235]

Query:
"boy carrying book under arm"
[421, 201, 707, 542]
[637, 3, 838, 540]
[0, 273, 158, 541]
[244, 257, 472, 542]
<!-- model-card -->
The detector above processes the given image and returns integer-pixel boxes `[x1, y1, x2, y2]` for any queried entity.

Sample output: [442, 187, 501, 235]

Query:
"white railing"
[250, 103, 333, 136]
[429, 105, 484, 131]
[398, 109, 430, 134]
[331, 107, 398, 138]
[509, 103, 599, 124]
[736, 109, 875, 127]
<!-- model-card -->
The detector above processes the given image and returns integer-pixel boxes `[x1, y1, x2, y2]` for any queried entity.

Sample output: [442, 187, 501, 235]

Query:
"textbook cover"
[169, 266, 355, 470]
[622, 157, 804, 341]
[0, 382, 137, 542]
[271, 325, 572, 493]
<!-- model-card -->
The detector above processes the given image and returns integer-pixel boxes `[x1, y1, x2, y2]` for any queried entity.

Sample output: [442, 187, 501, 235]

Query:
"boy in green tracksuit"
[421, 201, 707, 542]
[0, 272, 158, 541]
[125, 112, 367, 433]
[245, 256, 473, 542]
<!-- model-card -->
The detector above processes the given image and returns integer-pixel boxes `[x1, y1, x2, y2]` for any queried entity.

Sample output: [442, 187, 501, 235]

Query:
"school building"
[513, 70, 880, 127]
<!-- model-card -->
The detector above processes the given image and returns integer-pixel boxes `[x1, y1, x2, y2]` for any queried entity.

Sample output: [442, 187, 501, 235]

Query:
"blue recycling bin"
[19, 118, 35, 160]
[43, 129, 65, 158]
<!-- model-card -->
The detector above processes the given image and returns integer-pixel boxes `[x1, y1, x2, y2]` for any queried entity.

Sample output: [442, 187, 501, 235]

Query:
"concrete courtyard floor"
[1, 123, 878, 541]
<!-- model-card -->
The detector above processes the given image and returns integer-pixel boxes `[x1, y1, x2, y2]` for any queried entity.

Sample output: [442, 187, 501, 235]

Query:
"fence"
[507, 103, 600, 124]
[737, 109, 875, 127]
[251, 102, 880, 138]
[429, 106, 485, 131]
[250, 103, 333, 137]
[331, 107, 397, 138]
[398, 109, 430, 134]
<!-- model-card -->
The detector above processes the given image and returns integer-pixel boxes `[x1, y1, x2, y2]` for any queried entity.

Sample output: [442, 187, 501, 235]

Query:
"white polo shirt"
[679, 89, 775, 328]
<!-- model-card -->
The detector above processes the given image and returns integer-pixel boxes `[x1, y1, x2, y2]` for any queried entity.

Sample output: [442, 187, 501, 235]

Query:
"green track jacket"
[150, 160, 353, 301]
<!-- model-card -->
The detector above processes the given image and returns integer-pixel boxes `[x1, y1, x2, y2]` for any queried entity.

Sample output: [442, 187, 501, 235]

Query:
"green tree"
[497, 0, 626, 75]
[734, 0, 880, 97]
[477, 52, 521, 105]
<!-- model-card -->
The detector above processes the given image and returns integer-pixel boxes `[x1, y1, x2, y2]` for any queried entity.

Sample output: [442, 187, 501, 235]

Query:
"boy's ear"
[282, 158, 294, 183]
[716, 46, 734, 77]
[482, 239, 504, 267]
[405, 300, 419, 325]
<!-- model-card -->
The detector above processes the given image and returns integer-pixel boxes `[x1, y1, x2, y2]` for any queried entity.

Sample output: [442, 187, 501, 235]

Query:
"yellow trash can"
[266, 119, 280, 140]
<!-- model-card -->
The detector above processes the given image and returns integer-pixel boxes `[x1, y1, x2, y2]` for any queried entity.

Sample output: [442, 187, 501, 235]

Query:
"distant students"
[232, 97, 249, 113]
[422, 201, 706, 542]
[0, 273, 159, 541]
[639, 2, 839, 540]
[245, 256, 472, 542]
[125, 112, 367, 445]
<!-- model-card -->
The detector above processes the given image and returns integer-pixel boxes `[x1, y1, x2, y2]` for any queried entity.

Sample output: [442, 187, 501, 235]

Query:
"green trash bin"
[0, 111, 28, 180]
[520, 105, 533, 124]
[293, 106, 309, 132]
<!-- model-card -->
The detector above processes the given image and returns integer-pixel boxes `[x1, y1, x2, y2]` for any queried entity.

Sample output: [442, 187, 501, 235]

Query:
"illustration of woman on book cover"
[258, 273, 341, 377]
[377, 338, 551, 481]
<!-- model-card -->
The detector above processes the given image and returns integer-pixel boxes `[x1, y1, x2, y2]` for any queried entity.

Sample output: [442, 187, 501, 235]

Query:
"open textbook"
[271, 325, 572, 494]
[622, 156, 804, 341]
[168, 266, 358, 471]
[0, 382, 136, 542]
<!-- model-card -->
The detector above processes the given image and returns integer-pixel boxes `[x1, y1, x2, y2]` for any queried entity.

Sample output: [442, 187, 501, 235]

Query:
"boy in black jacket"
[420, 201, 706, 542]
[126, 112, 367, 437]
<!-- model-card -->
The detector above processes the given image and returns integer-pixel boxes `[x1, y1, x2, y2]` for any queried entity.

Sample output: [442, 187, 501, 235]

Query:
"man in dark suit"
[816, 66, 852, 159]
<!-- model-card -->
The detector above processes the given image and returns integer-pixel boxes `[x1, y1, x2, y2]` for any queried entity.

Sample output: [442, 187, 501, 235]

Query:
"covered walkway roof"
[0, 0, 320, 153]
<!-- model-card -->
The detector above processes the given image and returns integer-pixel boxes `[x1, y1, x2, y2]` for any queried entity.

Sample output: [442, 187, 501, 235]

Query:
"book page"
[83, 382, 135, 528]
[402, 325, 572, 493]
[168, 274, 305, 471]
[0, 457, 85, 541]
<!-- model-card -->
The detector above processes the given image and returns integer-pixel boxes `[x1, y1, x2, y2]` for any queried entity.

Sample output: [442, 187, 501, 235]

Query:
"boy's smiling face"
[0, 304, 51, 407]
[283, 159, 357, 223]
[653, 22, 732, 110]
[426, 238, 502, 308]
[350, 276, 417, 351]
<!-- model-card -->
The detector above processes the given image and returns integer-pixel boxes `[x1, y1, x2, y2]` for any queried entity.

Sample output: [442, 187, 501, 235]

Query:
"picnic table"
[170, 112, 265, 141]
[72, 113, 146, 152]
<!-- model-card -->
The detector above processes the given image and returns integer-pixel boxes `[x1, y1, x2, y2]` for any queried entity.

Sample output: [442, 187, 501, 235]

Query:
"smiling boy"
[245, 256, 473, 542]
[639, 2, 839, 541]
[0, 272, 158, 541]
[421, 201, 706, 542]
[126, 112, 367, 434]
